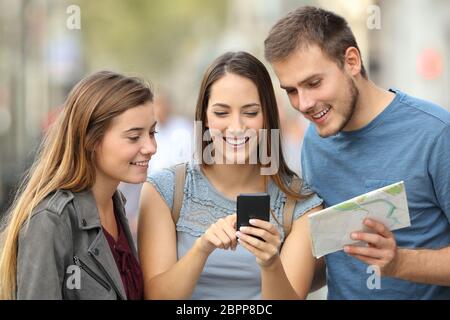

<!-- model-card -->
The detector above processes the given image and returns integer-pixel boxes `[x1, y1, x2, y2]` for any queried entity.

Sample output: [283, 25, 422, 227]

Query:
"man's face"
[272, 45, 359, 138]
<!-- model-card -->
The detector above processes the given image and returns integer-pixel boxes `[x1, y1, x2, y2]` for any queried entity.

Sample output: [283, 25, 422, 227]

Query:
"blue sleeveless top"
[148, 161, 322, 299]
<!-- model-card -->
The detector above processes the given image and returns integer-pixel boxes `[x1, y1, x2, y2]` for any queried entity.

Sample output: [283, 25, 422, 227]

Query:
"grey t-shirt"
[148, 161, 322, 299]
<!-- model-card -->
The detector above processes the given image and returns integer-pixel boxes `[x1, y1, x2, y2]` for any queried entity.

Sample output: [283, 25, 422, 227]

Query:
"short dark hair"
[264, 6, 367, 78]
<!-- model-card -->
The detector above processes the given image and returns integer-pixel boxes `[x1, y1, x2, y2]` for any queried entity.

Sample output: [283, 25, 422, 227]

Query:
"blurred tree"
[77, 0, 227, 76]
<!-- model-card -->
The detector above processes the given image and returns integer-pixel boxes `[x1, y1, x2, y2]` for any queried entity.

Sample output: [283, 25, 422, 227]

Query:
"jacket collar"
[72, 189, 128, 231]
[71, 188, 133, 300]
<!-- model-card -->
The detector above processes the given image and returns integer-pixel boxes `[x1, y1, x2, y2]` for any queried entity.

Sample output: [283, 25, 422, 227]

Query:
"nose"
[297, 89, 316, 113]
[227, 114, 245, 135]
[141, 134, 157, 157]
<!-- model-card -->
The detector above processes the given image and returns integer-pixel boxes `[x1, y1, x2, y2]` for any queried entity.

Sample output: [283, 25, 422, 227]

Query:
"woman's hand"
[236, 219, 281, 269]
[196, 214, 238, 255]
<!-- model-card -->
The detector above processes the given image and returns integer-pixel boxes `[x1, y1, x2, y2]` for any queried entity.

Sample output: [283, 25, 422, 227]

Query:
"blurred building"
[0, 0, 82, 215]
[370, 0, 450, 108]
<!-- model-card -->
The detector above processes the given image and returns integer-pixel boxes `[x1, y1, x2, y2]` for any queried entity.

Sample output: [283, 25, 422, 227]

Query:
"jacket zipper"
[88, 251, 124, 300]
[73, 256, 111, 291]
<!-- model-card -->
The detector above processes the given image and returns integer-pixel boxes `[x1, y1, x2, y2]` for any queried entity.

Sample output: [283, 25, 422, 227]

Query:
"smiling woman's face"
[95, 101, 157, 184]
[206, 72, 264, 164]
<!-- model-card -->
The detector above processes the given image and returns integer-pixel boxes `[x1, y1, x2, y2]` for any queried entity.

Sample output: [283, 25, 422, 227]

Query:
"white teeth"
[130, 161, 148, 167]
[312, 107, 331, 119]
[225, 137, 247, 146]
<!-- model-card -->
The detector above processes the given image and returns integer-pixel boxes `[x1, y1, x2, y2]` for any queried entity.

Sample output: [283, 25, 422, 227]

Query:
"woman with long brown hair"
[0, 71, 157, 299]
[138, 52, 323, 299]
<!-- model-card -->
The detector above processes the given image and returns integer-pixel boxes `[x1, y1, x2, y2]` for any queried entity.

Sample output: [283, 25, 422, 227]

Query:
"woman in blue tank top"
[138, 52, 323, 299]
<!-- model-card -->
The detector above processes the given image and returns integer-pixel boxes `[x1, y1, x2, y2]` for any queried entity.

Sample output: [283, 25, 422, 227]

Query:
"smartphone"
[237, 193, 270, 241]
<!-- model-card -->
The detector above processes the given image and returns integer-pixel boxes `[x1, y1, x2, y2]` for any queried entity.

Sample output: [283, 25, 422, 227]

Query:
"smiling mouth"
[311, 106, 331, 120]
[223, 137, 250, 147]
[129, 160, 149, 167]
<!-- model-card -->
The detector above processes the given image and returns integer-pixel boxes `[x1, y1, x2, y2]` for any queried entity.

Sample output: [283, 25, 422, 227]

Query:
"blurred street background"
[0, 0, 449, 299]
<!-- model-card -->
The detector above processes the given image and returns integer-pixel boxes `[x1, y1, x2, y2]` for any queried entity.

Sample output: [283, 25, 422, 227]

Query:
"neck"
[91, 171, 119, 218]
[203, 164, 264, 191]
[344, 79, 395, 131]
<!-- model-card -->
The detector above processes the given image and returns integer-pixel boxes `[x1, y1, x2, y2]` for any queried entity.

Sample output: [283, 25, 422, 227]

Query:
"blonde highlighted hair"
[0, 71, 153, 299]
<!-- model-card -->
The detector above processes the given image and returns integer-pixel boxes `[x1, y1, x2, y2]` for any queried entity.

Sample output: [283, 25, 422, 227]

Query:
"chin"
[225, 152, 252, 164]
[317, 129, 338, 138]
[122, 175, 147, 184]
[316, 120, 346, 137]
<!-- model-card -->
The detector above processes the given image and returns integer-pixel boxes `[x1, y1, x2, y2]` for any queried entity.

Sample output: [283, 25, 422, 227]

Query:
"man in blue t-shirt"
[264, 6, 450, 299]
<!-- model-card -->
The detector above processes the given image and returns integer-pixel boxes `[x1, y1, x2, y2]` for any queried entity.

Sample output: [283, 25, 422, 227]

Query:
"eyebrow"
[123, 121, 157, 133]
[211, 103, 260, 109]
[280, 73, 323, 90]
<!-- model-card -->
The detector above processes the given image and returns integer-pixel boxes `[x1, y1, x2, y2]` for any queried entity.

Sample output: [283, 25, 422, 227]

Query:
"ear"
[91, 140, 101, 154]
[344, 47, 362, 77]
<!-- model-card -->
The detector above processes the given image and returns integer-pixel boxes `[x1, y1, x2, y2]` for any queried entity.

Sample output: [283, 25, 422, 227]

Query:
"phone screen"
[237, 193, 270, 240]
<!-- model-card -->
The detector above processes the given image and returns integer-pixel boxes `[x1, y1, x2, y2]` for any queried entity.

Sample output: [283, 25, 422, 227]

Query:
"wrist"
[194, 237, 213, 258]
[259, 255, 282, 273]
[386, 247, 410, 278]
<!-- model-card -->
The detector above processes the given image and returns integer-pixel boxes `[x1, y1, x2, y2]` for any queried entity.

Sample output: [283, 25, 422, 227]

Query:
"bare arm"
[265, 205, 322, 299]
[310, 257, 326, 292]
[238, 205, 323, 299]
[346, 219, 450, 285]
[138, 182, 238, 299]
[393, 247, 450, 285]
[138, 182, 209, 299]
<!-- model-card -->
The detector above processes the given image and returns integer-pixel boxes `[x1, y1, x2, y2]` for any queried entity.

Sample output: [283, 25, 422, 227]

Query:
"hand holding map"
[308, 181, 410, 258]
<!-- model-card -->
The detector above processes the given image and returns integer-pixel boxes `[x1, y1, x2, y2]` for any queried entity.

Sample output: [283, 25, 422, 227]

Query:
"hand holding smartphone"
[237, 193, 270, 241]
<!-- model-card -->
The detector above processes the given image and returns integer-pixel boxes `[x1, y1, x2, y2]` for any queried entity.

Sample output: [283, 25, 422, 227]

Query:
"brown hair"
[194, 51, 310, 200]
[264, 6, 367, 78]
[0, 71, 153, 299]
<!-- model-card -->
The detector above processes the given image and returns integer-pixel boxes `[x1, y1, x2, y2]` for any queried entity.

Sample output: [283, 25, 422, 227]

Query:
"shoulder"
[31, 189, 75, 219]
[19, 190, 74, 243]
[289, 179, 323, 220]
[148, 165, 176, 184]
[271, 177, 323, 221]
[396, 90, 450, 128]
[147, 165, 176, 191]
[293, 185, 323, 218]
[146, 162, 194, 211]
[147, 161, 199, 187]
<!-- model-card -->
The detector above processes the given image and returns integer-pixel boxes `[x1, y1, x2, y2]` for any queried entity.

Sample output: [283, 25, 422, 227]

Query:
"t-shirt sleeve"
[300, 142, 307, 181]
[428, 125, 450, 223]
[147, 168, 176, 211]
[300, 128, 313, 187]
[293, 184, 323, 220]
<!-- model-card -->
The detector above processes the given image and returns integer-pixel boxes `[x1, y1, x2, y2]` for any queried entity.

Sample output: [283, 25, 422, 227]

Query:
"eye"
[128, 136, 140, 142]
[244, 112, 259, 117]
[213, 111, 228, 117]
[150, 130, 158, 137]
[309, 79, 321, 88]
[285, 88, 296, 95]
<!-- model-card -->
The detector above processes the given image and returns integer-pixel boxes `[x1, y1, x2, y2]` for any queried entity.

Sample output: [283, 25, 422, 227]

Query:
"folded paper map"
[308, 181, 410, 258]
